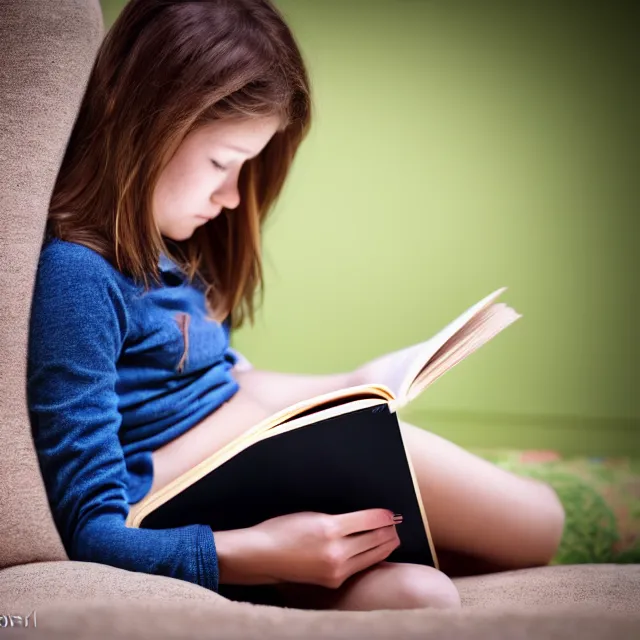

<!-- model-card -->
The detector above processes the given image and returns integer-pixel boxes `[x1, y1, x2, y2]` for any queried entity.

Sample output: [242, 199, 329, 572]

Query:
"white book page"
[404, 303, 522, 404]
[354, 287, 510, 403]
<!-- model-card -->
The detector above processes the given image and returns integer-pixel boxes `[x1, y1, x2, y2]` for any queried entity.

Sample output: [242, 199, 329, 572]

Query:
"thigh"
[399, 421, 565, 570]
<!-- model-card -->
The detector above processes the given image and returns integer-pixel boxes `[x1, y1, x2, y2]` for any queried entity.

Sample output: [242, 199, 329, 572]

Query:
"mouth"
[195, 212, 221, 221]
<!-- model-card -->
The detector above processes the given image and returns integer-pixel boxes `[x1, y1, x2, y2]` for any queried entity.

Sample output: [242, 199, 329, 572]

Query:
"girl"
[27, 0, 565, 612]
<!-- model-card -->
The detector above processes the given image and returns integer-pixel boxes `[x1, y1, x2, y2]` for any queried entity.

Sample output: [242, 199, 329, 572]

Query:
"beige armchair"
[1, 1, 638, 637]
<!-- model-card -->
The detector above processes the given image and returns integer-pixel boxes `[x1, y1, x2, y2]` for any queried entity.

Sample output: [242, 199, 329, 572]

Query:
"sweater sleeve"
[27, 246, 219, 591]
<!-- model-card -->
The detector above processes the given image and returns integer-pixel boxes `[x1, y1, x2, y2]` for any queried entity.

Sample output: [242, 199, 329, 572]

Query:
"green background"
[100, 1, 638, 456]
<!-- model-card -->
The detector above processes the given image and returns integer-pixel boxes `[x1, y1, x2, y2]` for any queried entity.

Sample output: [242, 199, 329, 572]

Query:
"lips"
[196, 211, 221, 221]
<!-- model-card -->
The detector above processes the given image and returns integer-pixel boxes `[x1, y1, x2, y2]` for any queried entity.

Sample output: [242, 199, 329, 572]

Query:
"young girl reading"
[27, 0, 565, 611]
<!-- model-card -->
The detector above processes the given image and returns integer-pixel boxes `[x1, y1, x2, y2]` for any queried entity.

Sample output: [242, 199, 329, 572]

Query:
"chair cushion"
[0, 0, 104, 570]
[3, 561, 638, 611]
[0, 561, 222, 610]
[455, 563, 640, 612]
[0, 569, 639, 639]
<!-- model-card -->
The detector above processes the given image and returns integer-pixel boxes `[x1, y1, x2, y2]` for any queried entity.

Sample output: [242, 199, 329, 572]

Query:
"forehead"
[196, 116, 281, 149]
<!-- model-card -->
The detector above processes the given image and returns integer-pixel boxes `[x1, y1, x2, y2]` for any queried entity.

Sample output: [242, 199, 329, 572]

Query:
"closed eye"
[211, 159, 227, 171]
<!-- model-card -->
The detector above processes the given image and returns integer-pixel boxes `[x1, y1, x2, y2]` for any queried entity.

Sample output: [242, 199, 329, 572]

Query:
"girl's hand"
[214, 509, 401, 588]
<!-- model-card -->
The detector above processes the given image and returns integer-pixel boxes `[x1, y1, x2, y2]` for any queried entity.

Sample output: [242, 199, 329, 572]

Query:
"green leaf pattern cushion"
[471, 449, 640, 565]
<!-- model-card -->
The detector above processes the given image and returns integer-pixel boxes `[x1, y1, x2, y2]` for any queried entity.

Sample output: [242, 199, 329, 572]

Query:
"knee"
[393, 566, 462, 610]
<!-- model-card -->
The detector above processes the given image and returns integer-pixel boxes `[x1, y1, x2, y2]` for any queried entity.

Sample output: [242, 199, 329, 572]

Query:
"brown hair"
[48, 0, 311, 329]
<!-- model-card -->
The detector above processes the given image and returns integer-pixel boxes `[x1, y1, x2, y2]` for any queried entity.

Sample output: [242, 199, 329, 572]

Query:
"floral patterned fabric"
[471, 449, 640, 564]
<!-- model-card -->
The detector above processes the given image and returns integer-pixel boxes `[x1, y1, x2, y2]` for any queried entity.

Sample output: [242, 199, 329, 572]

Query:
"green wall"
[100, 1, 638, 455]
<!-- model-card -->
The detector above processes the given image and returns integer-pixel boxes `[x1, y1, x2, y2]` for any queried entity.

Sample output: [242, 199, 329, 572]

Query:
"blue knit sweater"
[27, 237, 242, 592]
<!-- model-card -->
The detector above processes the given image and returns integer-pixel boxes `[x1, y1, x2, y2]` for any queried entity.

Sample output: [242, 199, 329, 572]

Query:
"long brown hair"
[48, 0, 311, 328]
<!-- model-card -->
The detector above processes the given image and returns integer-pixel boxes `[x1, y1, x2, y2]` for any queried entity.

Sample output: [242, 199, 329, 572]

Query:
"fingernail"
[392, 514, 403, 524]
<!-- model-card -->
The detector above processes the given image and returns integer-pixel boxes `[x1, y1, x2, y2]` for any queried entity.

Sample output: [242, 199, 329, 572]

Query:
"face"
[152, 116, 280, 241]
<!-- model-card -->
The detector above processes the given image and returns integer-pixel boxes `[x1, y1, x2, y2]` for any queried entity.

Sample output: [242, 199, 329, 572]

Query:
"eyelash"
[211, 160, 227, 171]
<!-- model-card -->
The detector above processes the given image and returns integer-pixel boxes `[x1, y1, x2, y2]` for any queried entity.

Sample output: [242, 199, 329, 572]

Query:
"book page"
[355, 288, 512, 402]
[403, 302, 522, 405]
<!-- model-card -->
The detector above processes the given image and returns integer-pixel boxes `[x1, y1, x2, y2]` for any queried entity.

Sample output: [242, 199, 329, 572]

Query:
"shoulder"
[38, 238, 117, 281]
[34, 238, 129, 328]
[36, 237, 129, 298]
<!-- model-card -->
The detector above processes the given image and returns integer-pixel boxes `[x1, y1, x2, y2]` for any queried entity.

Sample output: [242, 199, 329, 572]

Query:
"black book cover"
[140, 403, 436, 567]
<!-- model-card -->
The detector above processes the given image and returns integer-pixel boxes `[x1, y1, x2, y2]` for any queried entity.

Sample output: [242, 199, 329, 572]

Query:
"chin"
[164, 229, 195, 242]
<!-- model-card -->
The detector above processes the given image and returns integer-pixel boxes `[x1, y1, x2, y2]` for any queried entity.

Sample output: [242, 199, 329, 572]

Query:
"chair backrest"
[0, 0, 104, 569]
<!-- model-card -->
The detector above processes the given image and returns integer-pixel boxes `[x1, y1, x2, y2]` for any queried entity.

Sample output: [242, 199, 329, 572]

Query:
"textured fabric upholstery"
[0, 0, 104, 569]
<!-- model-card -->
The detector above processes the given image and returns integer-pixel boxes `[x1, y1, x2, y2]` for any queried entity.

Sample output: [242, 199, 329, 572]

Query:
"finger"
[335, 509, 398, 536]
[345, 537, 400, 577]
[342, 524, 399, 559]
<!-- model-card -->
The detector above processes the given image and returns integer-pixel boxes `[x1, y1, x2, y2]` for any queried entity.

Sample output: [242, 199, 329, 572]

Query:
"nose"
[213, 175, 241, 210]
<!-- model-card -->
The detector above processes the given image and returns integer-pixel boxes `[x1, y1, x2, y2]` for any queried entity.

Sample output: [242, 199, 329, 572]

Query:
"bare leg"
[274, 562, 461, 611]
[398, 421, 565, 573]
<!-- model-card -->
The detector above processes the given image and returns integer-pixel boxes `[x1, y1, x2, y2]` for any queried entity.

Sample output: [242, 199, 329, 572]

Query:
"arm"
[28, 248, 220, 591]
[231, 368, 357, 415]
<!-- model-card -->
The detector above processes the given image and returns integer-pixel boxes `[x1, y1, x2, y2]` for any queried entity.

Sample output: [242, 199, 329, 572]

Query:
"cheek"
[155, 160, 223, 219]
[155, 171, 196, 214]
[153, 178, 180, 221]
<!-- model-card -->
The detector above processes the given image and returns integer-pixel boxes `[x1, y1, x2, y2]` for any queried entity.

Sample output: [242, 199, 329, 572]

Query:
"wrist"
[214, 526, 278, 586]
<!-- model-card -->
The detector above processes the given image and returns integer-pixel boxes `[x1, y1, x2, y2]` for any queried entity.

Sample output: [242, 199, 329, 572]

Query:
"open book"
[126, 287, 521, 570]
